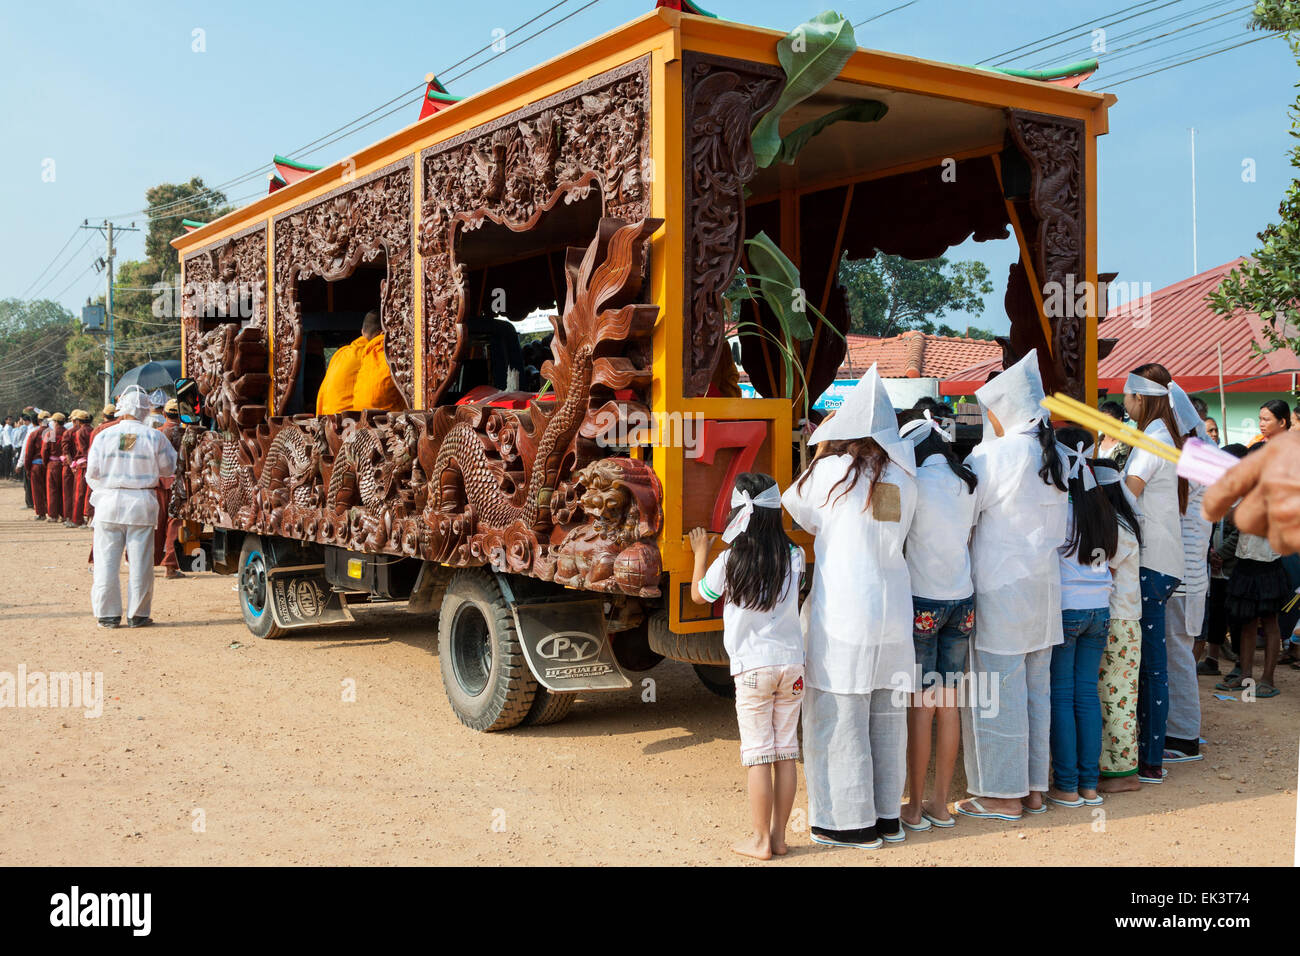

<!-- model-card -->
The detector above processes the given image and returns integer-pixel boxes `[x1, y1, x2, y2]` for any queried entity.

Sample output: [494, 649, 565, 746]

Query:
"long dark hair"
[796, 436, 890, 511]
[1036, 419, 1068, 491]
[1057, 427, 1118, 562]
[1130, 362, 1188, 514]
[1091, 458, 1141, 549]
[722, 472, 796, 613]
[1261, 399, 1291, 430]
[899, 410, 975, 493]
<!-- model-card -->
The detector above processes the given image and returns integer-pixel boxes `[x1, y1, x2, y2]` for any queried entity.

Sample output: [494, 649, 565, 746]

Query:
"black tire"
[521, 687, 576, 726]
[438, 569, 537, 732]
[238, 535, 286, 639]
[693, 664, 735, 699]
[646, 611, 729, 666]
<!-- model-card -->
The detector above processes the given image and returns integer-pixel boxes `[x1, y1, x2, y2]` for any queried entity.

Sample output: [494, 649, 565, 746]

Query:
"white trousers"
[92, 520, 155, 622]
[1165, 594, 1202, 742]
[963, 644, 1052, 799]
[802, 686, 906, 830]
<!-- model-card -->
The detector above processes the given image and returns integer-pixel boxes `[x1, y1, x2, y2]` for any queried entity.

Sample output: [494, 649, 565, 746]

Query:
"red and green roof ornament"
[980, 59, 1099, 88]
[180, 219, 207, 233]
[267, 172, 288, 194]
[273, 154, 323, 186]
[655, 0, 719, 16]
[419, 73, 462, 121]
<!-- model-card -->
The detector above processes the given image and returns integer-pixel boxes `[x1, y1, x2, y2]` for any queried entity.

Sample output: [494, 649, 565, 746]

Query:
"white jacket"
[86, 419, 177, 526]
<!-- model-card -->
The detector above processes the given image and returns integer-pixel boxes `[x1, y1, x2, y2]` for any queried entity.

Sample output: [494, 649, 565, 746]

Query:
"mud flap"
[267, 566, 354, 629]
[512, 599, 632, 692]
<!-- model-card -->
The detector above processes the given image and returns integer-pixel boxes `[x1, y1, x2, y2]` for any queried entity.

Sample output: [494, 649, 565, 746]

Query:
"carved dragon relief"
[1006, 109, 1087, 399]
[272, 159, 415, 411]
[181, 226, 267, 382]
[419, 57, 651, 407]
[176, 214, 664, 598]
[682, 52, 784, 398]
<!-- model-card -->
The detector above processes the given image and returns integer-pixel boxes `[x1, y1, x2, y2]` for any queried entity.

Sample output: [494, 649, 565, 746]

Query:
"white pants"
[963, 644, 1052, 799]
[802, 686, 906, 830]
[92, 521, 155, 622]
[1165, 594, 1202, 743]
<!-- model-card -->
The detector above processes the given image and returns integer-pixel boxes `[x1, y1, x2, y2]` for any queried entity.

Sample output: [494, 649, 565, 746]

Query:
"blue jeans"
[1137, 568, 1179, 773]
[1050, 607, 1109, 792]
[912, 595, 975, 688]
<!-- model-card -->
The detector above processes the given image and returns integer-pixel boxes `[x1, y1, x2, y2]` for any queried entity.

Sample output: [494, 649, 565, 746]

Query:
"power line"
[18, 227, 81, 300]
[979, 0, 1171, 64]
[854, 1, 919, 28]
[1101, 31, 1279, 87]
[1028, 0, 1248, 68]
[24, 234, 96, 302]
[993, 0, 1192, 66]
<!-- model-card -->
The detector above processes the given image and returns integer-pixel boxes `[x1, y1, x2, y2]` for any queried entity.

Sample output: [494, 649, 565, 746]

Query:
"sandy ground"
[0, 482, 1295, 866]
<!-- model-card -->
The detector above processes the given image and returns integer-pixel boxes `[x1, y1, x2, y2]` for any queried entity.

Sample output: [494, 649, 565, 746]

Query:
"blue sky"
[1, 0, 1295, 335]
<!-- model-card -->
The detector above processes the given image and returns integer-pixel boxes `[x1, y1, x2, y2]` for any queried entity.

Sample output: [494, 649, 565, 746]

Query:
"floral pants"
[1099, 618, 1142, 777]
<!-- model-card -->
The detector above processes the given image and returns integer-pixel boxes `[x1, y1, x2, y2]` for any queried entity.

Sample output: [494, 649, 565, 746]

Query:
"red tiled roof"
[1098, 258, 1300, 393]
[840, 330, 1002, 380]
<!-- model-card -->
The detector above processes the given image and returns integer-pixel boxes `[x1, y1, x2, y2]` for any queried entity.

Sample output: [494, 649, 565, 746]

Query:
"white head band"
[899, 409, 954, 446]
[721, 483, 783, 544]
[1093, 462, 1123, 486]
[1059, 441, 1098, 491]
[1124, 372, 1168, 397]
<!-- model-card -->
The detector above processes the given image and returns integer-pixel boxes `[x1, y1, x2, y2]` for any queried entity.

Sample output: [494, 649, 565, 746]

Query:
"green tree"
[143, 178, 231, 275]
[1209, 1, 1300, 358]
[0, 298, 79, 414]
[838, 252, 994, 337]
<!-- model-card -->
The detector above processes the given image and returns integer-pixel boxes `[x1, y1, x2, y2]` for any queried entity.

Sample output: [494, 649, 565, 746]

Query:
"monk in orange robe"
[351, 310, 404, 412]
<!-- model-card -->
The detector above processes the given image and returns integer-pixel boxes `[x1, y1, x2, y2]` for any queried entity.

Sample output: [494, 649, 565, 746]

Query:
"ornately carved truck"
[171, 7, 1110, 730]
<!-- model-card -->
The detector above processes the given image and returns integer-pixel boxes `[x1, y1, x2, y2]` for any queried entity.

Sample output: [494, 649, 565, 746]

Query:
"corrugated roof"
[840, 330, 1002, 380]
[1098, 258, 1300, 393]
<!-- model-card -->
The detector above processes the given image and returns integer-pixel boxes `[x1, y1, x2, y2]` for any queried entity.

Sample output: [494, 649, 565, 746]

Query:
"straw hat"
[71, 409, 91, 422]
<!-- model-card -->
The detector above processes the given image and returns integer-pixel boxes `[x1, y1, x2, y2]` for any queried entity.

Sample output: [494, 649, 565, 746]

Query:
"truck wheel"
[238, 535, 286, 639]
[693, 664, 735, 699]
[646, 611, 729, 667]
[522, 687, 576, 726]
[438, 570, 537, 732]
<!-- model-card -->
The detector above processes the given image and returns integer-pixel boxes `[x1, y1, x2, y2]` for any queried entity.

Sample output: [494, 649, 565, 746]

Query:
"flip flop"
[955, 798, 1022, 822]
[1082, 795, 1104, 806]
[922, 810, 956, 828]
[1021, 800, 1047, 814]
[1214, 675, 1243, 691]
[900, 816, 933, 832]
[810, 832, 883, 850]
[1137, 768, 1167, 784]
[1046, 795, 1085, 808]
[1162, 749, 1204, 763]
[880, 829, 906, 843]
[1254, 682, 1280, 699]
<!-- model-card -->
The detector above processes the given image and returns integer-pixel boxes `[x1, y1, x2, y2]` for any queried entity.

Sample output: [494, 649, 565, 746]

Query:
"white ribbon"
[899, 409, 954, 446]
[1059, 440, 1098, 491]
[1124, 372, 1169, 396]
[1094, 462, 1123, 486]
[721, 483, 783, 543]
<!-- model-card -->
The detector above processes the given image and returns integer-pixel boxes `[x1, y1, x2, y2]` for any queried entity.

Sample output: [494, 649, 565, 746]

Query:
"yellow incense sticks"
[1040, 393, 1183, 466]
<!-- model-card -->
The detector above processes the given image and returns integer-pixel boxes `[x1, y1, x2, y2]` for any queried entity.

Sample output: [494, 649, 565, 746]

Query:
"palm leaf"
[774, 100, 887, 166]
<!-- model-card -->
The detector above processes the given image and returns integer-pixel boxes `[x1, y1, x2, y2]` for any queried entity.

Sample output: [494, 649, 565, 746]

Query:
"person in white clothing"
[782, 364, 917, 849]
[1121, 363, 1186, 785]
[1164, 382, 1210, 763]
[896, 410, 978, 832]
[689, 472, 805, 861]
[86, 386, 178, 628]
[955, 349, 1069, 823]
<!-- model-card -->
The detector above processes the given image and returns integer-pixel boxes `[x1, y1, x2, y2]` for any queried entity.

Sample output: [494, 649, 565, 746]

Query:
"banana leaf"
[751, 11, 857, 168]
[746, 231, 813, 347]
[773, 99, 887, 166]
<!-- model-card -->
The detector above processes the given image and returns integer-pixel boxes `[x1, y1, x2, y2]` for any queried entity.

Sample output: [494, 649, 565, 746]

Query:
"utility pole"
[1190, 128, 1199, 275]
[81, 219, 140, 405]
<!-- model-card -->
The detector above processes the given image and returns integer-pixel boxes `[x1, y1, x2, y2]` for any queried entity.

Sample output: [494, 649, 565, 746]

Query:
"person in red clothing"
[155, 400, 187, 578]
[24, 413, 49, 519]
[42, 413, 66, 523]
[65, 409, 93, 526]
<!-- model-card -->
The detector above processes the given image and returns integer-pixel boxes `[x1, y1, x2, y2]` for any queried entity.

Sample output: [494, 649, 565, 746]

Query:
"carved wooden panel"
[181, 224, 267, 381]
[272, 158, 415, 410]
[419, 57, 651, 407]
[1006, 109, 1086, 398]
[681, 52, 783, 397]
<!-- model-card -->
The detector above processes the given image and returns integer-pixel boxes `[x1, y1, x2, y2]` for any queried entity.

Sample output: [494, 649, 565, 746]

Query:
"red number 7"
[693, 420, 768, 533]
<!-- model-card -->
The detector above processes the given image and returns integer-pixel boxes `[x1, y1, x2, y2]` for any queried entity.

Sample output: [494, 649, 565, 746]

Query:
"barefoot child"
[690, 472, 805, 860]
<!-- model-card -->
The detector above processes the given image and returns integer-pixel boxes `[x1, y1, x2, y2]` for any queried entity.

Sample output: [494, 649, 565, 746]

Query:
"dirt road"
[0, 483, 1294, 865]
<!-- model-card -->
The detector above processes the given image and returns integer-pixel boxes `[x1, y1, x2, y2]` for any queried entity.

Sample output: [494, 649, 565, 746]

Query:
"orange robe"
[352, 333, 404, 412]
[315, 336, 368, 415]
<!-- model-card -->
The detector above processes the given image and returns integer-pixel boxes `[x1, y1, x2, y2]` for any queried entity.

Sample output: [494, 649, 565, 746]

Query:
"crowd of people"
[3, 385, 188, 627]
[688, 353, 1299, 859]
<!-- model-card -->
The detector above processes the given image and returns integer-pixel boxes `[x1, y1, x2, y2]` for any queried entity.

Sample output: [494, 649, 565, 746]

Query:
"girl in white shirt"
[897, 412, 978, 831]
[1092, 459, 1145, 793]
[1049, 429, 1117, 808]
[690, 472, 805, 861]
[1121, 363, 1186, 785]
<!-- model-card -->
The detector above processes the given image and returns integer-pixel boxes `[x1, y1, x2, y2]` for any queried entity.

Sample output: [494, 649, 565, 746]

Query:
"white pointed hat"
[808, 364, 914, 475]
[975, 349, 1047, 435]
